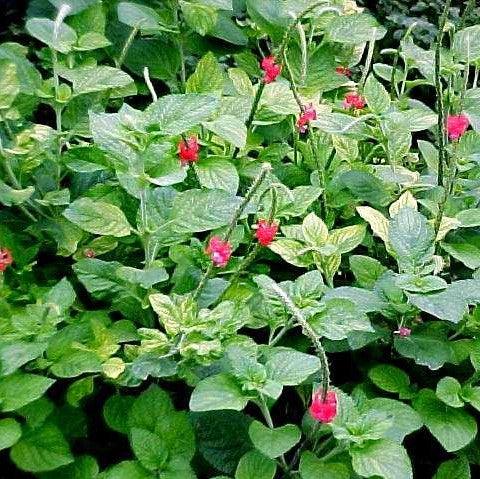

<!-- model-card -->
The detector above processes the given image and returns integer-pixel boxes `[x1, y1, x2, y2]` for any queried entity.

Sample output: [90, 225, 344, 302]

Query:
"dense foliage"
[1, 0, 480, 478]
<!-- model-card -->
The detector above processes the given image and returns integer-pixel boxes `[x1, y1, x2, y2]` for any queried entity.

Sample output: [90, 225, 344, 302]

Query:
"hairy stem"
[268, 281, 330, 400]
[116, 25, 139, 68]
[193, 163, 272, 300]
[435, 0, 452, 188]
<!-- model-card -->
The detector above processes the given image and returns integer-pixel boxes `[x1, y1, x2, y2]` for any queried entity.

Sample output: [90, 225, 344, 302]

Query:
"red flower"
[336, 66, 352, 77]
[309, 390, 337, 423]
[0, 248, 13, 272]
[447, 114, 469, 140]
[205, 236, 232, 268]
[296, 104, 317, 133]
[260, 56, 282, 84]
[255, 219, 279, 246]
[343, 92, 366, 110]
[394, 326, 411, 338]
[178, 136, 200, 165]
[84, 249, 96, 258]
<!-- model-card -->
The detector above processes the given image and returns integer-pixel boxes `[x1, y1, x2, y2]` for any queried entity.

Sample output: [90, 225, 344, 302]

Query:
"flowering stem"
[193, 163, 272, 301]
[435, 0, 452, 188]
[267, 281, 330, 401]
[232, 82, 265, 160]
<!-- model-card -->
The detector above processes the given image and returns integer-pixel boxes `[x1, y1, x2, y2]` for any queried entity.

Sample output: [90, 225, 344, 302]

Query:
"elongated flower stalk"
[193, 163, 272, 300]
[268, 281, 330, 401]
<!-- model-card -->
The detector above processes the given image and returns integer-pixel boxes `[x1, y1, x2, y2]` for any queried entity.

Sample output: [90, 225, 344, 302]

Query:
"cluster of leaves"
[1, 0, 480, 478]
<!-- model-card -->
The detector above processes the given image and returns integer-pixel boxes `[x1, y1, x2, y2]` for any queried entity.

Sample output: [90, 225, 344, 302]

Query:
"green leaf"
[456, 209, 480, 227]
[327, 13, 386, 44]
[63, 198, 131, 237]
[434, 456, 471, 479]
[0, 373, 55, 412]
[75, 32, 111, 51]
[48, 0, 98, 15]
[129, 385, 174, 433]
[235, 451, 276, 479]
[189, 374, 248, 412]
[66, 377, 94, 407]
[461, 385, 480, 412]
[249, 421, 300, 459]
[350, 439, 412, 479]
[368, 364, 411, 395]
[26, 18, 77, 53]
[186, 52, 224, 94]
[264, 349, 320, 386]
[0, 341, 47, 376]
[58, 66, 135, 96]
[436, 377, 464, 408]
[394, 329, 452, 370]
[171, 189, 247, 233]
[310, 299, 373, 341]
[192, 410, 252, 475]
[388, 207, 434, 273]
[299, 451, 350, 479]
[194, 157, 239, 194]
[130, 427, 168, 472]
[0, 418, 22, 451]
[0, 60, 19, 109]
[125, 38, 180, 81]
[349, 255, 387, 289]
[302, 212, 328, 245]
[413, 389, 477, 452]
[360, 398, 422, 443]
[407, 280, 480, 323]
[40, 455, 99, 479]
[269, 239, 312, 268]
[364, 74, 390, 115]
[145, 94, 219, 135]
[180, 1, 217, 36]
[203, 116, 247, 149]
[50, 350, 103, 378]
[10, 423, 73, 472]
[0, 180, 34, 207]
[0, 43, 42, 95]
[117, 2, 162, 32]
[454, 25, 480, 63]
[103, 394, 135, 435]
[329, 224, 366, 254]
[100, 460, 154, 479]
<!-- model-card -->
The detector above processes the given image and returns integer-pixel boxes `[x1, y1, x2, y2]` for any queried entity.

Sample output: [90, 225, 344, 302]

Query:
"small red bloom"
[84, 249, 96, 258]
[178, 136, 200, 165]
[205, 236, 232, 268]
[296, 104, 317, 134]
[255, 219, 279, 246]
[260, 55, 282, 84]
[394, 326, 411, 338]
[0, 248, 13, 272]
[336, 66, 352, 77]
[343, 91, 366, 110]
[447, 114, 469, 140]
[309, 390, 337, 423]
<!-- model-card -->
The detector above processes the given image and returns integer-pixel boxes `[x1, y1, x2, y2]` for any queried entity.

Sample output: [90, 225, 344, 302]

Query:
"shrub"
[0, 0, 480, 478]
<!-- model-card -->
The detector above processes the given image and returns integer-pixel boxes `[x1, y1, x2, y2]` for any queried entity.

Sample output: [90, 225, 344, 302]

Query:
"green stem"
[232, 82, 265, 160]
[359, 30, 376, 91]
[258, 397, 289, 472]
[459, 0, 475, 29]
[246, 81, 266, 131]
[435, 0, 452, 188]
[193, 163, 272, 301]
[268, 281, 330, 400]
[116, 25, 139, 68]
